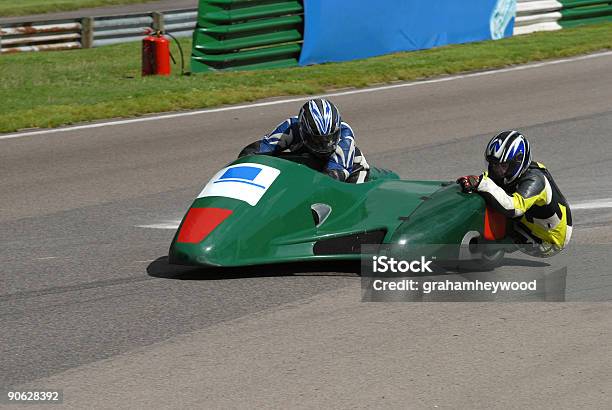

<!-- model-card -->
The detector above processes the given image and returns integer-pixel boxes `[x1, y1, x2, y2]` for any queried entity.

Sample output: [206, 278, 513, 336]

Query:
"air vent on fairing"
[311, 203, 332, 227]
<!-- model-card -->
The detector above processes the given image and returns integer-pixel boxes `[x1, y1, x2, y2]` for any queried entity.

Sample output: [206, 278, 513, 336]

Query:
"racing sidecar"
[168, 154, 509, 268]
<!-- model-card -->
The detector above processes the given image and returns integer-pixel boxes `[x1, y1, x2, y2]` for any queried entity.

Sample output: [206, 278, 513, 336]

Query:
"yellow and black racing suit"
[477, 162, 572, 256]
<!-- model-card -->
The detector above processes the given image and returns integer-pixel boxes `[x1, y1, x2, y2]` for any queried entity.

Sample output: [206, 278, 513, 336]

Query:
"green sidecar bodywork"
[169, 155, 504, 267]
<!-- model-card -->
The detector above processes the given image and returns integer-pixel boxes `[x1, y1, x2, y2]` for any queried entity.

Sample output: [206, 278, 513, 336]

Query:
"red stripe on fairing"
[177, 208, 233, 244]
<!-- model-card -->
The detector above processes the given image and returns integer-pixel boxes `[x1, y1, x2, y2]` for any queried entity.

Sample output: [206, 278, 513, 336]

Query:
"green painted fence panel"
[562, 5, 612, 20]
[560, 14, 612, 27]
[193, 29, 302, 53]
[199, 1, 303, 24]
[200, 15, 302, 34]
[191, 0, 304, 72]
[192, 43, 301, 70]
[193, 15, 302, 53]
[559, 0, 612, 27]
[562, 0, 612, 9]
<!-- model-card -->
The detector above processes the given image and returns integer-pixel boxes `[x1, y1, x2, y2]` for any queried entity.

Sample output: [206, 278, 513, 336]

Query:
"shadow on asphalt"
[147, 256, 361, 280]
[499, 257, 550, 267]
[147, 255, 549, 281]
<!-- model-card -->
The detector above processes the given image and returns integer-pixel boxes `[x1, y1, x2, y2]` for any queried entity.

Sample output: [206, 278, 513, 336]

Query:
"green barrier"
[562, 0, 611, 9]
[560, 0, 612, 27]
[191, 0, 304, 72]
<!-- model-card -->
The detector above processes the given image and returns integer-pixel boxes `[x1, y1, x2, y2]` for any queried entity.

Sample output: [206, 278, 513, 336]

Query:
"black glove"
[456, 175, 481, 193]
[327, 168, 347, 182]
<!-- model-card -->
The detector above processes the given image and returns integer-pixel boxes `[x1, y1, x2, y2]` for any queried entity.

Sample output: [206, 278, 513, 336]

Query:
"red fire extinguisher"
[142, 31, 171, 76]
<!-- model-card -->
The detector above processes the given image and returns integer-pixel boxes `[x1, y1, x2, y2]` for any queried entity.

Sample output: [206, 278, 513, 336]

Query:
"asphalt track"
[1, 53, 611, 408]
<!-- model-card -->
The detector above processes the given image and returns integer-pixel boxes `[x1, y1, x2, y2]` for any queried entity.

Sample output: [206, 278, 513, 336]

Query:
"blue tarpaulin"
[299, 0, 516, 66]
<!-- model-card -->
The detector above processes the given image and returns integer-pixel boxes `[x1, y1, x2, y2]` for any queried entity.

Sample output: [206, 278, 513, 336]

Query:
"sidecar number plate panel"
[198, 163, 281, 206]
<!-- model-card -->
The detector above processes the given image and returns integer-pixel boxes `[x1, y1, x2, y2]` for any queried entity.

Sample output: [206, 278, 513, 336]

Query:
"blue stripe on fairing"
[220, 166, 262, 181]
[213, 179, 266, 189]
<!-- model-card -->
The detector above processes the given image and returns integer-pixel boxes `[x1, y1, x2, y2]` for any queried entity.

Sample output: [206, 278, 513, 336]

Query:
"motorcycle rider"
[251, 98, 369, 183]
[457, 130, 572, 257]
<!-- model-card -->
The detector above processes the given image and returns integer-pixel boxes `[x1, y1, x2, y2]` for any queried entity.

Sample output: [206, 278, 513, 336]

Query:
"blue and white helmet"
[298, 98, 341, 156]
[485, 130, 532, 184]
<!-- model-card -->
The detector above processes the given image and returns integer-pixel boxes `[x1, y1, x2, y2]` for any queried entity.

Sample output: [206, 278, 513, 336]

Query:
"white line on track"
[135, 199, 612, 230]
[136, 221, 181, 230]
[2, 50, 612, 141]
[572, 199, 612, 210]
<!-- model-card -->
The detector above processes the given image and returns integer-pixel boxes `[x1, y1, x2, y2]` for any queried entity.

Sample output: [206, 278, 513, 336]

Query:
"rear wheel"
[479, 246, 505, 270]
[460, 234, 505, 271]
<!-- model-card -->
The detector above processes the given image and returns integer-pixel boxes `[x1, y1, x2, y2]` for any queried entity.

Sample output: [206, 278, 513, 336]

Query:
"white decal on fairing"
[198, 163, 281, 206]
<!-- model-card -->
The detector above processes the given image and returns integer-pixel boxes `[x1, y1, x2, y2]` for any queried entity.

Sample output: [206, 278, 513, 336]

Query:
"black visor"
[302, 128, 341, 155]
[487, 152, 524, 182]
[487, 160, 510, 180]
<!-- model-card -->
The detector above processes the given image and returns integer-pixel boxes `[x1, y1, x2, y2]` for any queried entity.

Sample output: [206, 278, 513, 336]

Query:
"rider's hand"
[456, 175, 482, 193]
[326, 168, 347, 182]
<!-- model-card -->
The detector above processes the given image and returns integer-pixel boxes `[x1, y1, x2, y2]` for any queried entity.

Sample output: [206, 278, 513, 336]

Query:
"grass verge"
[1, 23, 612, 133]
[0, 0, 157, 17]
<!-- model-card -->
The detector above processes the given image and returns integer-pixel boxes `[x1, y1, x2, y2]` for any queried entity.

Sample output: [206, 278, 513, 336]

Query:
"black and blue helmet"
[485, 130, 532, 185]
[298, 98, 342, 156]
